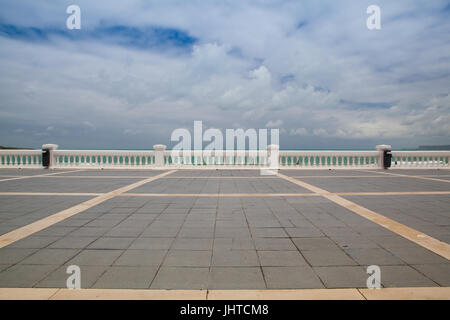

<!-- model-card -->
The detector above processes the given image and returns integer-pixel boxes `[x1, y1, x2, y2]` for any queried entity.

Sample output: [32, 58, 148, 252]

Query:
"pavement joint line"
[0, 192, 103, 196]
[16, 175, 163, 179]
[124, 192, 318, 197]
[360, 170, 450, 183]
[0, 169, 87, 182]
[2, 174, 450, 179]
[293, 175, 450, 178]
[334, 191, 450, 196]
[45, 175, 278, 179]
[0, 287, 449, 300]
[123, 191, 450, 197]
[1, 191, 450, 197]
[0, 170, 177, 248]
[277, 172, 450, 260]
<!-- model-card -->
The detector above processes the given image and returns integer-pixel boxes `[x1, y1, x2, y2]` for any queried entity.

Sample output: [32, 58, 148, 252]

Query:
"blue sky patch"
[0, 22, 197, 52]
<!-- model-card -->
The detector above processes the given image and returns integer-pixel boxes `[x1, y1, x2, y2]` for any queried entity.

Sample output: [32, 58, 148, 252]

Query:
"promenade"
[0, 168, 449, 299]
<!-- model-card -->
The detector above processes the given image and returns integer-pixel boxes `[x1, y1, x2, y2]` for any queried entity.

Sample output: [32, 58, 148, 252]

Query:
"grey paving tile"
[247, 219, 281, 228]
[309, 218, 347, 228]
[330, 235, 380, 249]
[378, 265, 438, 287]
[369, 235, 421, 249]
[7, 236, 60, 249]
[212, 250, 259, 267]
[263, 266, 324, 289]
[313, 266, 367, 288]
[287, 218, 316, 228]
[34, 226, 77, 237]
[292, 237, 340, 251]
[254, 238, 297, 251]
[87, 237, 135, 250]
[104, 227, 144, 237]
[85, 219, 122, 228]
[215, 227, 252, 238]
[386, 246, 448, 264]
[258, 251, 307, 266]
[172, 238, 213, 250]
[141, 226, 180, 237]
[0, 264, 12, 272]
[113, 250, 167, 267]
[213, 238, 255, 251]
[19, 248, 80, 265]
[68, 227, 109, 237]
[0, 264, 59, 287]
[319, 226, 361, 237]
[412, 264, 450, 286]
[216, 220, 248, 228]
[92, 266, 158, 289]
[345, 248, 405, 265]
[57, 219, 92, 227]
[302, 249, 357, 266]
[108, 208, 137, 214]
[36, 265, 108, 289]
[151, 267, 209, 289]
[177, 227, 214, 238]
[66, 249, 124, 266]
[48, 237, 98, 249]
[208, 267, 266, 289]
[130, 237, 174, 250]
[163, 250, 212, 267]
[115, 219, 150, 229]
[250, 228, 289, 238]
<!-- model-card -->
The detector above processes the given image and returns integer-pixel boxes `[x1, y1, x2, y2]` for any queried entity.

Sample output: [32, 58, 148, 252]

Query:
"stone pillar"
[261, 144, 279, 175]
[42, 144, 59, 169]
[376, 144, 392, 169]
[153, 144, 167, 167]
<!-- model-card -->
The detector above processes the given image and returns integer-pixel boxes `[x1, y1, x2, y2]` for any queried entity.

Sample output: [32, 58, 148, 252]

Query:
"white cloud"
[0, 1, 449, 149]
[290, 128, 308, 136]
[123, 128, 141, 136]
[265, 119, 283, 128]
[82, 121, 95, 129]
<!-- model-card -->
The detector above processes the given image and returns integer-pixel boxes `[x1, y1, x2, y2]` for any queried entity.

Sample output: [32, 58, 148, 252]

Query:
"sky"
[0, 0, 449, 150]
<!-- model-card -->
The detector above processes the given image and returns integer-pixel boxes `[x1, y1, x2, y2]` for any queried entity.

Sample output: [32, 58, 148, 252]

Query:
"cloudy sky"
[0, 0, 449, 150]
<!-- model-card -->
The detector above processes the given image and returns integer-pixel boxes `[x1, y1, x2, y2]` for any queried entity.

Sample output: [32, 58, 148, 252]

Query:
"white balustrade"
[52, 150, 156, 169]
[2, 146, 448, 170]
[278, 150, 380, 169]
[391, 151, 449, 168]
[0, 150, 43, 168]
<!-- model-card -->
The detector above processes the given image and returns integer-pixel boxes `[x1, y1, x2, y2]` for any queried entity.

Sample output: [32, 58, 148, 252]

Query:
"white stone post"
[376, 144, 392, 169]
[153, 144, 167, 167]
[261, 144, 279, 175]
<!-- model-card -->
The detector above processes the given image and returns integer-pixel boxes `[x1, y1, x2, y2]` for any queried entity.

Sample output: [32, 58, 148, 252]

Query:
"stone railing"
[0, 145, 448, 169]
[0, 150, 43, 168]
[278, 150, 381, 168]
[162, 149, 380, 169]
[391, 151, 450, 168]
[52, 150, 156, 169]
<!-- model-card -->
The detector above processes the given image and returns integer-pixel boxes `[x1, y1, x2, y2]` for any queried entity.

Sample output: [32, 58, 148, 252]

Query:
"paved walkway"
[0, 169, 449, 294]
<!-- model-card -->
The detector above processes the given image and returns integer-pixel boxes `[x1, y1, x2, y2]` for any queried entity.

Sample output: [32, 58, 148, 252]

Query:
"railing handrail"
[54, 149, 155, 153]
[0, 149, 41, 154]
[392, 151, 450, 155]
